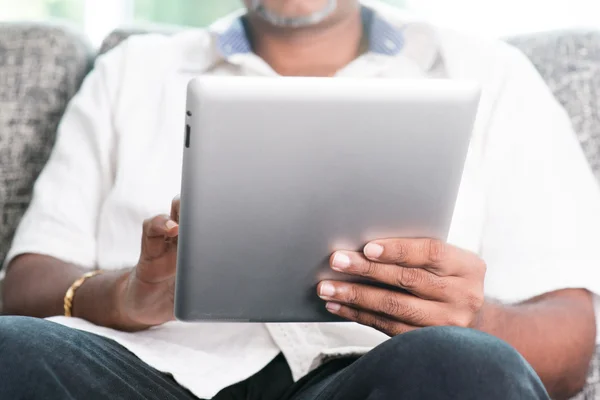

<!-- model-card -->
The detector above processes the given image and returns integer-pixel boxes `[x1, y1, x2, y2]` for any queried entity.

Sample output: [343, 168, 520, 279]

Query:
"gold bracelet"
[64, 270, 104, 317]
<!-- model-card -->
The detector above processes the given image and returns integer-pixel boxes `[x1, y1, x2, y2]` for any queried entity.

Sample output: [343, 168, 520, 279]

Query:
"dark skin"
[2, 2, 596, 399]
[318, 241, 595, 399]
[244, 0, 364, 76]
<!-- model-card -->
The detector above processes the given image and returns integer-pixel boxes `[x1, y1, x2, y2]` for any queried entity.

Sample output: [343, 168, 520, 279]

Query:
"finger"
[143, 214, 179, 238]
[324, 302, 418, 337]
[319, 281, 455, 326]
[141, 215, 179, 261]
[171, 195, 181, 223]
[330, 251, 452, 300]
[363, 238, 485, 277]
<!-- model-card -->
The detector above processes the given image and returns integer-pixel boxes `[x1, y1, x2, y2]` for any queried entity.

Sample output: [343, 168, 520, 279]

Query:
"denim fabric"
[0, 316, 548, 400]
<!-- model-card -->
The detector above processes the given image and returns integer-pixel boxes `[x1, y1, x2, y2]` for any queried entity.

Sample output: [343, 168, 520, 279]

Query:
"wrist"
[71, 268, 147, 331]
[111, 269, 153, 332]
[470, 298, 504, 333]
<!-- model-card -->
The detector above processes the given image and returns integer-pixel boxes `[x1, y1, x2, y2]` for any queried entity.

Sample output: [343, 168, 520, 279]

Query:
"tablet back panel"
[175, 77, 480, 322]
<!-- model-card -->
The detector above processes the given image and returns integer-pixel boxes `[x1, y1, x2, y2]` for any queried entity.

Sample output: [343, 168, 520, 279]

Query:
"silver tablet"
[175, 76, 480, 322]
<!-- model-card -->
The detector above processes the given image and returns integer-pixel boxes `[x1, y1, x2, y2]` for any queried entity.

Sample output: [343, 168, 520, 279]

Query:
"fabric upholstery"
[573, 346, 600, 400]
[0, 23, 92, 266]
[99, 28, 151, 55]
[509, 31, 600, 180]
[98, 26, 178, 55]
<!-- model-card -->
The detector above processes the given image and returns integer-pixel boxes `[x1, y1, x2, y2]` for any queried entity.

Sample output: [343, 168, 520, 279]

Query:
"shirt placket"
[265, 323, 329, 381]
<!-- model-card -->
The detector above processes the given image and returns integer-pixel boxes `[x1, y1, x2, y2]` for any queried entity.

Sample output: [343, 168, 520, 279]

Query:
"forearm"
[2, 254, 130, 329]
[3, 254, 84, 317]
[477, 289, 596, 399]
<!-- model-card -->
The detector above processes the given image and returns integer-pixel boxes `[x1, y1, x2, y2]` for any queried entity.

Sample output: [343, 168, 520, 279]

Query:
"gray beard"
[250, 0, 338, 28]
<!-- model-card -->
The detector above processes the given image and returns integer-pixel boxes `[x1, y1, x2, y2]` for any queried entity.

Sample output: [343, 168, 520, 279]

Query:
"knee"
[0, 316, 46, 349]
[0, 316, 82, 397]
[391, 326, 528, 372]
[0, 316, 71, 368]
[358, 327, 547, 398]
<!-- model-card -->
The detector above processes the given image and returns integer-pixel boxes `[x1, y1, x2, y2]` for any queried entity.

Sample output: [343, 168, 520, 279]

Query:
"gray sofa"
[1, 22, 600, 398]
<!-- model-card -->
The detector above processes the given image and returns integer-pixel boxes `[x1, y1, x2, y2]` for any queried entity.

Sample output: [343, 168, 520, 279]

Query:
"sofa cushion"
[509, 31, 600, 180]
[0, 23, 93, 266]
[99, 28, 152, 55]
[99, 26, 179, 55]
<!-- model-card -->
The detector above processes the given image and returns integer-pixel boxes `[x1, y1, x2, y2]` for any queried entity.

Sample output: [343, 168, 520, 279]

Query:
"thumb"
[140, 214, 179, 261]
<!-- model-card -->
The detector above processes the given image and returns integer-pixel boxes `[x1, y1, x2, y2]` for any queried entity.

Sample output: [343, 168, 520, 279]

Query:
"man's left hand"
[317, 238, 487, 336]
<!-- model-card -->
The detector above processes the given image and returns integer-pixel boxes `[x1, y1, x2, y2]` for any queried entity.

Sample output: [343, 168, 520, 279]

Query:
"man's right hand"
[116, 196, 180, 331]
[3, 196, 182, 331]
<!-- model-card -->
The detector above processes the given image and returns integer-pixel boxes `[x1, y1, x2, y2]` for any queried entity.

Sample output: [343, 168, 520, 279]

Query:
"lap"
[0, 318, 552, 400]
[283, 326, 549, 400]
[0, 316, 197, 400]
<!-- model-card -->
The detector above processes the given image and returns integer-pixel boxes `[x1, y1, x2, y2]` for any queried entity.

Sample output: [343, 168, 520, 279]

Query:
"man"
[1, 0, 599, 399]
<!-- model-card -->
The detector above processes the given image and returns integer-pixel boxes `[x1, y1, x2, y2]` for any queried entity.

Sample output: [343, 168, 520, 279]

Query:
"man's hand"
[317, 238, 486, 336]
[116, 196, 181, 330]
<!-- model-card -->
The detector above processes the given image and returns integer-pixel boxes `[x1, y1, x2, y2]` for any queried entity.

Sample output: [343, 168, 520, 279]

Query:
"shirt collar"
[194, 3, 442, 74]
[216, 6, 404, 58]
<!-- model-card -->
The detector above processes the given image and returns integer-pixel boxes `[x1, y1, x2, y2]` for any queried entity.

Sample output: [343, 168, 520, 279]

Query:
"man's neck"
[247, 7, 365, 77]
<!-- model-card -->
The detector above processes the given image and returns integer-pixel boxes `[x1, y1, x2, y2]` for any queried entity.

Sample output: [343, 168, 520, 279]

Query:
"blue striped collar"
[217, 6, 404, 57]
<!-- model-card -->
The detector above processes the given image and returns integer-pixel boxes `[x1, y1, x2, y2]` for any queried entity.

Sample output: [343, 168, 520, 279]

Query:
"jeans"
[0, 316, 549, 400]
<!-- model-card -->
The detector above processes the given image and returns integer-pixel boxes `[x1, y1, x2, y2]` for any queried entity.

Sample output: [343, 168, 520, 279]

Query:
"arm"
[318, 44, 600, 399]
[4, 198, 180, 332]
[2, 255, 127, 329]
[317, 240, 595, 400]
[1, 42, 124, 322]
[479, 291, 595, 399]
[476, 44, 600, 397]
[2, 38, 180, 332]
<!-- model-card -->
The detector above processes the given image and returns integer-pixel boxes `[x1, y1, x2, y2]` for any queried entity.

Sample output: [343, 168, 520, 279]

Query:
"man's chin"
[256, 0, 333, 17]
[251, 0, 338, 28]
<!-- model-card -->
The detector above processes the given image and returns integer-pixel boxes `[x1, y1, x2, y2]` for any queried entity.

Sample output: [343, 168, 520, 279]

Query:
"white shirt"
[6, 1, 600, 398]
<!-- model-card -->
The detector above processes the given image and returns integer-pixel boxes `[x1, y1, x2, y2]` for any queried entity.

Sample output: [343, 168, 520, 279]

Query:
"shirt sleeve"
[3, 44, 128, 270]
[480, 44, 600, 302]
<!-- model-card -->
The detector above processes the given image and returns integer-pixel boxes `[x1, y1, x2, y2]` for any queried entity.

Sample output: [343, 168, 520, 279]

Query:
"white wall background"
[2, 0, 600, 44]
[83, 0, 132, 45]
[407, 0, 600, 36]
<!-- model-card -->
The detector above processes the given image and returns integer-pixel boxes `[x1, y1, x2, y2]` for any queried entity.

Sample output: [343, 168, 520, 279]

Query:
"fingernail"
[326, 302, 341, 312]
[331, 253, 351, 270]
[165, 220, 178, 230]
[319, 282, 336, 298]
[364, 243, 384, 259]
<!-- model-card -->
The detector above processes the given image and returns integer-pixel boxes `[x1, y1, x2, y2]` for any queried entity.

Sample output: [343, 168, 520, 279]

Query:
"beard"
[249, 0, 338, 28]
